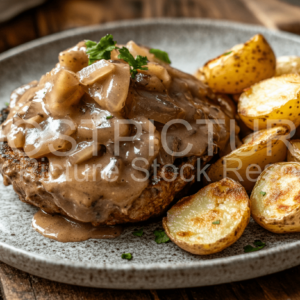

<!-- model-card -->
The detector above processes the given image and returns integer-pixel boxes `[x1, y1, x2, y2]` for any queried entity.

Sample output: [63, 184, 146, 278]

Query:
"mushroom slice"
[47, 69, 84, 116]
[58, 41, 88, 73]
[78, 60, 130, 113]
[24, 117, 77, 158]
[139, 62, 171, 87]
[69, 141, 101, 165]
[77, 112, 130, 145]
[77, 60, 115, 85]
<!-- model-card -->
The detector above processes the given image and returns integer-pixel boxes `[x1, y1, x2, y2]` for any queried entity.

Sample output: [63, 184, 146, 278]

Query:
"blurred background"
[0, 0, 300, 54]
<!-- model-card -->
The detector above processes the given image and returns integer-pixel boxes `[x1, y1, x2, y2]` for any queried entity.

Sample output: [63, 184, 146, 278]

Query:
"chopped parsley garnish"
[244, 240, 266, 253]
[85, 34, 117, 65]
[117, 46, 148, 78]
[212, 220, 220, 225]
[149, 48, 171, 64]
[121, 253, 132, 260]
[132, 228, 144, 237]
[260, 191, 267, 196]
[5, 102, 9, 106]
[154, 229, 170, 244]
[106, 115, 114, 120]
[223, 51, 232, 56]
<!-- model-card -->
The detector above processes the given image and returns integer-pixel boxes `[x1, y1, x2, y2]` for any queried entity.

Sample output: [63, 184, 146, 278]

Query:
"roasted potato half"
[276, 56, 300, 76]
[287, 139, 300, 162]
[163, 178, 250, 255]
[251, 162, 300, 233]
[238, 74, 300, 130]
[202, 34, 276, 94]
[206, 126, 289, 192]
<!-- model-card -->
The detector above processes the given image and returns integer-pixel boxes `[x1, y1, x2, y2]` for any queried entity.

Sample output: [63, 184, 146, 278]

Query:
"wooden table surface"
[1, 0, 300, 299]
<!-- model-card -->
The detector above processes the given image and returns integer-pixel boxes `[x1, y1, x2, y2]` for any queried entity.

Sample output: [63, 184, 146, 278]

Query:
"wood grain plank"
[152, 288, 191, 300]
[230, 280, 268, 300]
[0, 10, 38, 53]
[29, 274, 154, 300]
[272, 266, 300, 299]
[189, 285, 238, 300]
[241, 0, 300, 33]
[0, 262, 36, 300]
[214, 0, 260, 24]
[255, 273, 291, 300]
[0, 262, 154, 300]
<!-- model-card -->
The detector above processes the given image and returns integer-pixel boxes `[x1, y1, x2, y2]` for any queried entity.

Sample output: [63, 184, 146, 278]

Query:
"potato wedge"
[287, 139, 300, 162]
[202, 34, 275, 94]
[206, 126, 289, 192]
[163, 178, 250, 255]
[276, 56, 300, 76]
[238, 74, 300, 130]
[251, 162, 300, 233]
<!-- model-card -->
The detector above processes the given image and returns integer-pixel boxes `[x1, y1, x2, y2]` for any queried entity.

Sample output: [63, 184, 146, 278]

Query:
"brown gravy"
[0, 40, 234, 230]
[32, 210, 123, 242]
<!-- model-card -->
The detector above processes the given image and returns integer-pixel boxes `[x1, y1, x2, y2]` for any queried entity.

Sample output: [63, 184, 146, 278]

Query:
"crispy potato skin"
[163, 178, 250, 255]
[251, 162, 300, 233]
[287, 139, 300, 162]
[206, 126, 288, 193]
[238, 74, 300, 130]
[202, 34, 276, 94]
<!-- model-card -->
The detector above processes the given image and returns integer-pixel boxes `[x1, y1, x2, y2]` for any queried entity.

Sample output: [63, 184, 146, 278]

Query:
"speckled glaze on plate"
[1, 19, 300, 289]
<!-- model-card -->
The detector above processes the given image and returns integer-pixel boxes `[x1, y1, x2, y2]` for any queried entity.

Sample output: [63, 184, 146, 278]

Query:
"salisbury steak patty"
[0, 139, 207, 225]
[0, 39, 233, 226]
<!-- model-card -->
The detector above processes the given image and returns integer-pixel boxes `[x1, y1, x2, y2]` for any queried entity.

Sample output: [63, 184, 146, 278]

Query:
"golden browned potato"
[251, 162, 300, 233]
[287, 139, 300, 162]
[276, 56, 300, 76]
[238, 74, 300, 130]
[206, 126, 289, 192]
[163, 178, 250, 255]
[202, 34, 276, 94]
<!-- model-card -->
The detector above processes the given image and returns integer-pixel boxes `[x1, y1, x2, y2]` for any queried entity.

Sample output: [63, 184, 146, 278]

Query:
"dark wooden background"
[1, 0, 300, 299]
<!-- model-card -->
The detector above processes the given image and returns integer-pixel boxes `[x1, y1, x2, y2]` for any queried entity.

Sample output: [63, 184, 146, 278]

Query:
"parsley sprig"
[85, 34, 149, 78]
[244, 240, 266, 253]
[121, 253, 132, 260]
[85, 34, 117, 65]
[117, 47, 148, 78]
[154, 229, 170, 244]
[132, 228, 144, 237]
[149, 48, 171, 64]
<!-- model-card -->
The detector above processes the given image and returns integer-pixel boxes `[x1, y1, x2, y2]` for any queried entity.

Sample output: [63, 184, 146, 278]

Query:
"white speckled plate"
[1, 19, 300, 289]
